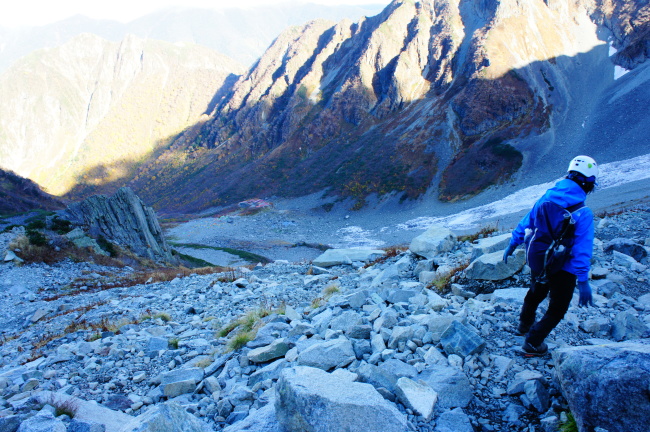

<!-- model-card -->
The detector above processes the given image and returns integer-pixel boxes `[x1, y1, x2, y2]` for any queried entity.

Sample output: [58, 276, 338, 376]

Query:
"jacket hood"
[545, 178, 587, 207]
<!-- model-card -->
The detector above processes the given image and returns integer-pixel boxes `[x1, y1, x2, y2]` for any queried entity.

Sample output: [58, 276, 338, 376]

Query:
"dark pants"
[520, 270, 577, 346]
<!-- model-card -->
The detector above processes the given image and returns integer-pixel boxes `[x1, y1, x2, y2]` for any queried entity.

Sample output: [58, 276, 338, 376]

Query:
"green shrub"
[168, 337, 180, 349]
[97, 236, 117, 257]
[560, 412, 578, 432]
[26, 230, 47, 246]
[51, 217, 73, 234]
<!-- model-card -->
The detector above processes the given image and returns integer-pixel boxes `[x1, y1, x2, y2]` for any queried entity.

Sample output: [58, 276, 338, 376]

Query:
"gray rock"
[522, 379, 549, 412]
[409, 226, 456, 259]
[490, 287, 528, 304]
[275, 366, 407, 432]
[16, 412, 66, 432]
[465, 249, 525, 280]
[146, 338, 168, 354]
[312, 249, 385, 267]
[0, 415, 22, 432]
[222, 403, 282, 432]
[440, 321, 486, 357]
[507, 370, 543, 395]
[159, 368, 203, 398]
[387, 289, 419, 304]
[434, 407, 473, 432]
[68, 419, 106, 432]
[554, 340, 650, 432]
[63, 187, 175, 263]
[329, 311, 363, 332]
[611, 311, 647, 341]
[580, 317, 611, 336]
[450, 284, 475, 299]
[591, 279, 621, 298]
[248, 359, 288, 387]
[419, 365, 473, 408]
[604, 238, 647, 262]
[394, 377, 437, 420]
[296, 338, 355, 370]
[203, 376, 221, 395]
[346, 325, 371, 339]
[387, 326, 414, 350]
[247, 339, 291, 364]
[379, 359, 418, 378]
[34, 392, 131, 432]
[120, 402, 211, 432]
[469, 233, 511, 260]
[356, 363, 399, 395]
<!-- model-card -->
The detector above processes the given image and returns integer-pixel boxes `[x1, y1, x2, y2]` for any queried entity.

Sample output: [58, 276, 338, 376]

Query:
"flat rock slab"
[313, 249, 385, 267]
[465, 249, 525, 280]
[409, 226, 456, 259]
[275, 366, 407, 432]
[120, 402, 211, 432]
[296, 338, 356, 371]
[554, 340, 650, 432]
[35, 392, 132, 432]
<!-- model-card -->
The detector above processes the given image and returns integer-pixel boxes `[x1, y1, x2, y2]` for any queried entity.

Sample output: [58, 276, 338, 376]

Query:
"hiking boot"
[521, 341, 548, 356]
[517, 323, 531, 336]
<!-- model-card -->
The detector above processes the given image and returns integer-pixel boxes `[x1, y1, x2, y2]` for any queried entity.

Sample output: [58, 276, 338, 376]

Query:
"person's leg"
[519, 280, 551, 333]
[525, 270, 577, 347]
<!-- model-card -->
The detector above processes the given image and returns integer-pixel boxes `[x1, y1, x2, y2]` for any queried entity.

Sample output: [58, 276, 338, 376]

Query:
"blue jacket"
[510, 178, 594, 282]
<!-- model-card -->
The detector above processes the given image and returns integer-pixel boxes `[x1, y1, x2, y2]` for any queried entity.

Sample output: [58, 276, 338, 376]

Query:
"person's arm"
[571, 207, 595, 282]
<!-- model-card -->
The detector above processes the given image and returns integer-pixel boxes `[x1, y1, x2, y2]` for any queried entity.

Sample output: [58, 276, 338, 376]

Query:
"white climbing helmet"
[567, 155, 598, 179]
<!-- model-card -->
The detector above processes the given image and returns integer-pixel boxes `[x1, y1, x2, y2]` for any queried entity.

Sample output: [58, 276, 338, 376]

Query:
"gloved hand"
[503, 242, 517, 264]
[578, 280, 593, 307]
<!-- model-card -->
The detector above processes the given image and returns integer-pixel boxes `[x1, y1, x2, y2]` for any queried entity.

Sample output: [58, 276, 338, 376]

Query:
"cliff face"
[121, 0, 649, 212]
[0, 33, 245, 197]
[63, 187, 175, 263]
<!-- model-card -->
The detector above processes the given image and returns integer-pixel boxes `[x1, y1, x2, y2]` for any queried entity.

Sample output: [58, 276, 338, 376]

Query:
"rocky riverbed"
[0, 207, 649, 432]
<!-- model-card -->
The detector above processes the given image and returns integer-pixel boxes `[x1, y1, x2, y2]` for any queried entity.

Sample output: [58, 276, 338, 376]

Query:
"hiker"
[502, 155, 598, 355]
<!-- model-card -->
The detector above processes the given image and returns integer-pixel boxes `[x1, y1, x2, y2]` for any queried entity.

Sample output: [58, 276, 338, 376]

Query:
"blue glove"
[578, 280, 593, 307]
[503, 242, 517, 264]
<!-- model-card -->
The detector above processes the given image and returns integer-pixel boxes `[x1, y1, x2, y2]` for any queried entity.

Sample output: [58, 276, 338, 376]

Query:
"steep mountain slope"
[121, 0, 650, 213]
[0, 33, 245, 196]
[0, 169, 64, 215]
[0, 4, 385, 71]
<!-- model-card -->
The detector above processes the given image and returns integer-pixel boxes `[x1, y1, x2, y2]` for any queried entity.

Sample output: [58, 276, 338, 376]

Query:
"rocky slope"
[117, 0, 650, 213]
[0, 33, 245, 197]
[0, 206, 648, 431]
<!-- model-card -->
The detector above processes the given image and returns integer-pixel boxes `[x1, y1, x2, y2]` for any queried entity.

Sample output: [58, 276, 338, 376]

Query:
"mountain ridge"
[101, 0, 650, 213]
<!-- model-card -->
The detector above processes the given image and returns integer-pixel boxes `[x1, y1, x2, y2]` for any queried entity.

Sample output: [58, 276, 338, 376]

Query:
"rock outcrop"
[554, 340, 650, 432]
[63, 187, 175, 262]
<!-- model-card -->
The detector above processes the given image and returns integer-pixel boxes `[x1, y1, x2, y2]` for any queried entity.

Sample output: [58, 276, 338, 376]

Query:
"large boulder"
[63, 187, 175, 263]
[120, 402, 211, 432]
[465, 249, 525, 280]
[418, 365, 473, 408]
[312, 249, 385, 267]
[275, 366, 408, 432]
[553, 340, 650, 432]
[409, 226, 456, 259]
[469, 233, 512, 260]
[296, 338, 356, 371]
[603, 238, 647, 262]
[440, 321, 486, 357]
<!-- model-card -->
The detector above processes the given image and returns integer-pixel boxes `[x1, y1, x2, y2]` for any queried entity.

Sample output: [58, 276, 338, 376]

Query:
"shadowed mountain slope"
[0, 169, 64, 215]
[106, 0, 650, 213]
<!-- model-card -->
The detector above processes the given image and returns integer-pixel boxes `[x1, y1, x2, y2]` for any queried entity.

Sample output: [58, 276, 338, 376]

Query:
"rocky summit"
[0, 206, 649, 432]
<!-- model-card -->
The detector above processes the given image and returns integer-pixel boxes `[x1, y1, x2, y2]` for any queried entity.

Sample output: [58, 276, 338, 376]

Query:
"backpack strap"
[566, 202, 585, 213]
